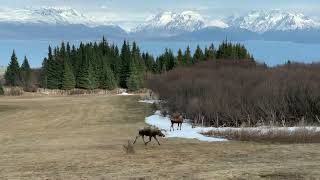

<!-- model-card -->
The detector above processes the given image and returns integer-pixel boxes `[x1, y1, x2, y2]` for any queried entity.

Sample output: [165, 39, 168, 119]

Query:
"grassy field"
[0, 95, 319, 180]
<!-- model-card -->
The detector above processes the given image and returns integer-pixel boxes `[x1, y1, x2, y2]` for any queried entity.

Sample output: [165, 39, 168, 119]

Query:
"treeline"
[40, 38, 147, 91]
[147, 60, 320, 127]
[2, 37, 253, 92]
[155, 41, 253, 73]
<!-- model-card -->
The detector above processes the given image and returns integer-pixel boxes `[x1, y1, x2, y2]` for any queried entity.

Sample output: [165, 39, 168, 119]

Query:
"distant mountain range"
[1, 7, 320, 43]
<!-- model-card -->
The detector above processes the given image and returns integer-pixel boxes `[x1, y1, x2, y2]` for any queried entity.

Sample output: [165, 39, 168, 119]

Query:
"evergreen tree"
[40, 58, 48, 88]
[204, 43, 215, 60]
[120, 41, 131, 88]
[177, 49, 184, 66]
[62, 61, 76, 90]
[184, 46, 192, 65]
[5, 50, 20, 86]
[101, 65, 117, 90]
[127, 63, 143, 91]
[77, 56, 97, 89]
[193, 45, 204, 63]
[46, 56, 63, 89]
[20, 56, 32, 89]
[165, 49, 175, 70]
[0, 82, 4, 95]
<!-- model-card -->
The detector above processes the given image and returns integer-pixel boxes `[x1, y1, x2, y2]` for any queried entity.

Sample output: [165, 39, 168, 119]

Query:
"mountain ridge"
[1, 8, 320, 43]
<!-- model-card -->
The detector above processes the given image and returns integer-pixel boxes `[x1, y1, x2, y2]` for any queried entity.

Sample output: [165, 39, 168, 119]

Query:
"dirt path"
[0, 95, 319, 179]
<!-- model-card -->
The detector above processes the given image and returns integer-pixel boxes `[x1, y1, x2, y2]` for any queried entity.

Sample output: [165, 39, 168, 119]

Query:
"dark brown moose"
[133, 126, 165, 145]
[170, 112, 184, 131]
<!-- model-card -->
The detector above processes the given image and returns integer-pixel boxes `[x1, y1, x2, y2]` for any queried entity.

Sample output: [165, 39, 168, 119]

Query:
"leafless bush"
[6, 87, 24, 96]
[147, 60, 320, 127]
[203, 127, 320, 143]
[123, 140, 135, 154]
[69, 89, 87, 95]
[23, 85, 38, 92]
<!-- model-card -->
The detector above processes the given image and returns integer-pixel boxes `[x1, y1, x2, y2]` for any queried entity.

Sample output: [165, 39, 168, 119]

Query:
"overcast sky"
[2, 0, 320, 29]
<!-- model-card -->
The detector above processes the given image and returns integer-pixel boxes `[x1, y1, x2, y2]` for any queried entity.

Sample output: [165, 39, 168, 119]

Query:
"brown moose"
[133, 126, 165, 145]
[170, 112, 184, 131]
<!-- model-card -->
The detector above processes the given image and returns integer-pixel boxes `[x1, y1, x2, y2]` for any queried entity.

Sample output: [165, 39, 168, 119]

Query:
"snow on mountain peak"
[0, 7, 113, 27]
[134, 11, 205, 35]
[228, 10, 320, 33]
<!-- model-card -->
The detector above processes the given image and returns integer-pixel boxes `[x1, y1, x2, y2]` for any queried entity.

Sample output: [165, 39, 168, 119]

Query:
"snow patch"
[145, 111, 227, 142]
[138, 100, 160, 104]
[144, 111, 320, 142]
[118, 92, 134, 96]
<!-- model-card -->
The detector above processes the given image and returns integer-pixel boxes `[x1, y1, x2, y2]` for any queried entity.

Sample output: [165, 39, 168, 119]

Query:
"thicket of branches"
[147, 60, 320, 127]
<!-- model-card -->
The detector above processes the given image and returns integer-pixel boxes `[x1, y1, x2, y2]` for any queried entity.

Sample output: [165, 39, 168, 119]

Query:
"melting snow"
[140, 100, 320, 141]
[138, 100, 161, 104]
[145, 111, 227, 142]
[144, 111, 320, 142]
[117, 92, 134, 96]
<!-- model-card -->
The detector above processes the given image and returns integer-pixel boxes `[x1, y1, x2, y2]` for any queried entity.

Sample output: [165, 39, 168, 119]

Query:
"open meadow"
[0, 95, 320, 180]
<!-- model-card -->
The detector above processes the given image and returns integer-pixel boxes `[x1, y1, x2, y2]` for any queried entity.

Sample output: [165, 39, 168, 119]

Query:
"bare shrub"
[147, 60, 320, 127]
[69, 89, 87, 95]
[123, 140, 135, 154]
[6, 87, 24, 96]
[203, 127, 320, 143]
[23, 85, 38, 92]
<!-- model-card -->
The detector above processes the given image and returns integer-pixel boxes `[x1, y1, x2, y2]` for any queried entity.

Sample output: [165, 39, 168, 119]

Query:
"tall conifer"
[5, 50, 20, 86]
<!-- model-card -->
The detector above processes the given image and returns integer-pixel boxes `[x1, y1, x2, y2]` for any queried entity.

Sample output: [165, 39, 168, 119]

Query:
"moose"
[133, 126, 165, 145]
[170, 112, 184, 131]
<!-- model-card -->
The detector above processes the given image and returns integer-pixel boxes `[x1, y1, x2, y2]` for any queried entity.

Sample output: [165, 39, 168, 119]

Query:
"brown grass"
[0, 95, 320, 179]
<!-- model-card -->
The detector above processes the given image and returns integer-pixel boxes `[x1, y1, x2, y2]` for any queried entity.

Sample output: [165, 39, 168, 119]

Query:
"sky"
[1, 0, 320, 30]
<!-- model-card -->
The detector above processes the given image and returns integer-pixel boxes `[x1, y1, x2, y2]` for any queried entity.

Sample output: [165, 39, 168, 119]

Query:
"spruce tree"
[193, 45, 204, 63]
[177, 49, 184, 66]
[40, 58, 48, 88]
[20, 56, 32, 89]
[77, 56, 97, 89]
[127, 63, 143, 91]
[46, 57, 62, 89]
[62, 61, 76, 90]
[120, 41, 131, 88]
[204, 43, 215, 60]
[164, 49, 175, 70]
[5, 50, 20, 86]
[101, 65, 117, 90]
[184, 46, 192, 65]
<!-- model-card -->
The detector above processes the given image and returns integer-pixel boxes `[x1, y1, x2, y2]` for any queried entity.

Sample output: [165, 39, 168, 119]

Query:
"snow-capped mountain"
[0, 7, 113, 27]
[227, 10, 320, 33]
[0, 7, 128, 40]
[133, 11, 206, 36]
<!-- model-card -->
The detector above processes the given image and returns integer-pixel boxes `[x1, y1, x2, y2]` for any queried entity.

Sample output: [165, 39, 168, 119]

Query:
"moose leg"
[154, 136, 161, 145]
[133, 135, 140, 144]
[170, 122, 174, 132]
[180, 123, 182, 130]
[145, 136, 152, 145]
[177, 123, 179, 130]
[142, 135, 146, 144]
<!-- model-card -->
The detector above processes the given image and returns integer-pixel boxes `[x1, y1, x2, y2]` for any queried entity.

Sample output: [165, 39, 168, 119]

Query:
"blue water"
[1, 39, 320, 67]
